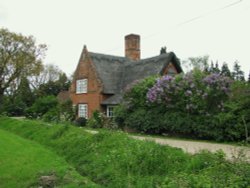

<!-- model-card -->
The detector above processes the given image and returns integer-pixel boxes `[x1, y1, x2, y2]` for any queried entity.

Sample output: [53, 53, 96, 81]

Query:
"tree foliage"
[3, 76, 35, 116]
[0, 28, 75, 119]
[182, 55, 209, 72]
[0, 28, 46, 107]
[15, 76, 34, 107]
[25, 95, 58, 119]
[221, 63, 231, 78]
[232, 61, 245, 81]
[248, 71, 250, 83]
[35, 72, 71, 97]
[25, 95, 75, 123]
[30, 64, 64, 90]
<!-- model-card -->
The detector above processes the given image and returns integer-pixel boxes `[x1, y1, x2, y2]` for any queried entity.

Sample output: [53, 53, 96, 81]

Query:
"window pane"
[107, 106, 114, 117]
[76, 79, 87, 94]
[167, 67, 176, 76]
[78, 104, 88, 118]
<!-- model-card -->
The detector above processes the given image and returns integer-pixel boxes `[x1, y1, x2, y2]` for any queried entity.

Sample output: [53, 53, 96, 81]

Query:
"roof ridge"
[140, 52, 172, 61]
[89, 51, 174, 60]
[89, 51, 128, 60]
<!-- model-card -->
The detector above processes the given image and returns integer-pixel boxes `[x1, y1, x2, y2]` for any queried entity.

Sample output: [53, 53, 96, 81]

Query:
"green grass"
[0, 128, 97, 188]
[0, 117, 250, 187]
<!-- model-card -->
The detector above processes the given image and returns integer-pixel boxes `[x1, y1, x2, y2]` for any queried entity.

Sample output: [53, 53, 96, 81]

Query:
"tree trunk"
[0, 88, 4, 112]
[242, 116, 249, 143]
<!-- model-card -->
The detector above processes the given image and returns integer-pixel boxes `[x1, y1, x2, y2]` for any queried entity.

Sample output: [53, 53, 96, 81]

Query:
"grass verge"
[0, 128, 97, 188]
[0, 117, 249, 187]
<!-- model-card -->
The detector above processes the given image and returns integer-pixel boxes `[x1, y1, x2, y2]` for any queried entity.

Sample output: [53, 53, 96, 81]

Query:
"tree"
[29, 64, 63, 90]
[248, 71, 250, 83]
[35, 72, 71, 97]
[232, 61, 245, 81]
[210, 61, 214, 73]
[209, 61, 220, 73]
[182, 55, 210, 72]
[36, 80, 61, 97]
[16, 76, 34, 106]
[57, 73, 71, 91]
[188, 55, 209, 71]
[0, 28, 46, 107]
[1, 76, 35, 116]
[221, 63, 231, 78]
[214, 61, 220, 73]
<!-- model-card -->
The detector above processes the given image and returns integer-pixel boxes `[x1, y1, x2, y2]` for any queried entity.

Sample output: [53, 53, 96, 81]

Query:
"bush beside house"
[25, 95, 75, 123]
[114, 70, 250, 142]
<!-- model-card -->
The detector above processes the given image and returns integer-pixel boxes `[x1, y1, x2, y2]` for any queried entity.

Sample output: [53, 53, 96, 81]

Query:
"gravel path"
[84, 129, 250, 161]
[131, 135, 250, 161]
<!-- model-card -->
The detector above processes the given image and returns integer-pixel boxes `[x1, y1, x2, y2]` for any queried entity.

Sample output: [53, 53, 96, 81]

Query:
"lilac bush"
[147, 71, 232, 114]
[115, 69, 248, 141]
[115, 69, 249, 141]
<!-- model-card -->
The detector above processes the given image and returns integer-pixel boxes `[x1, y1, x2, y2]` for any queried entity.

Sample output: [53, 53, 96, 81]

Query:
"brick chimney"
[125, 34, 140, 61]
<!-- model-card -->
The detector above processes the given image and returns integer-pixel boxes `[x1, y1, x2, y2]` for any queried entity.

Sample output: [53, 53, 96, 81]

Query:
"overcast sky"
[1, 0, 250, 77]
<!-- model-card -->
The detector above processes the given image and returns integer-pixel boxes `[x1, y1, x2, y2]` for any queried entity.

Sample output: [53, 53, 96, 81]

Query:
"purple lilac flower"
[147, 87, 157, 103]
[162, 75, 173, 81]
[202, 93, 208, 99]
[185, 90, 193, 96]
[203, 73, 220, 85]
[190, 83, 195, 88]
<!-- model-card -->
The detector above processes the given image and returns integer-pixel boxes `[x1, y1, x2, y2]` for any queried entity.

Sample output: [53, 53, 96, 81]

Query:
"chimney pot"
[125, 34, 140, 61]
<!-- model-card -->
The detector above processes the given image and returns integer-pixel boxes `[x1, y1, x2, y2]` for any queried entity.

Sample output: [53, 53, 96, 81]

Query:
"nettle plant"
[147, 70, 232, 115]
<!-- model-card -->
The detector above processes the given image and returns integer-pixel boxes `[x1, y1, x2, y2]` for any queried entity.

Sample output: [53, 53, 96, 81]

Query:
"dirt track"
[131, 135, 250, 161]
[84, 129, 250, 161]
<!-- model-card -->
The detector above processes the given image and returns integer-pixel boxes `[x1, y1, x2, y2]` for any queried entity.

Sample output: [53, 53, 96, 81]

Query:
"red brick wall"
[125, 34, 140, 61]
[70, 50, 105, 118]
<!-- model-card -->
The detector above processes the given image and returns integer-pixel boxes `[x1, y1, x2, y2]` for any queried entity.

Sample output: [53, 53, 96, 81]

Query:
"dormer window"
[76, 79, 87, 94]
[167, 67, 176, 76]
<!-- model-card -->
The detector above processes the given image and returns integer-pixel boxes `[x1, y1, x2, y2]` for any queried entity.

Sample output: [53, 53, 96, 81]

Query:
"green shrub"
[86, 111, 103, 128]
[114, 76, 158, 131]
[25, 96, 76, 124]
[113, 105, 126, 128]
[59, 100, 75, 122]
[87, 110, 118, 130]
[1, 96, 27, 116]
[74, 117, 87, 127]
[25, 95, 58, 119]
[115, 70, 250, 142]
[213, 81, 250, 142]
[42, 107, 60, 123]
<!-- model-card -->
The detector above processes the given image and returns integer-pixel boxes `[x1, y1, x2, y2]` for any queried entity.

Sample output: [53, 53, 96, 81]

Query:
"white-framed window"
[107, 105, 115, 118]
[78, 104, 88, 118]
[76, 79, 87, 94]
[167, 67, 176, 76]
